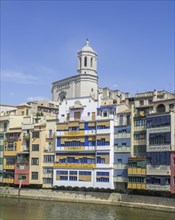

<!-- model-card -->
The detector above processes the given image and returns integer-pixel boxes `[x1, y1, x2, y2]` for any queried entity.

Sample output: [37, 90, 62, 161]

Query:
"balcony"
[43, 173, 53, 178]
[147, 126, 170, 133]
[96, 129, 110, 134]
[56, 130, 85, 137]
[3, 178, 14, 184]
[114, 164, 127, 169]
[147, 184, 170, 192]
[85, 130, 96, 135]
[114, 146, 130, 153]
[147, 144, 171, 152]
[128, 183, 146, 190]
[113, 176, 128, 183]
[134, 126, 146, 131]
[147, 165, 170, 176]
[134, 139, 146, 146]
[46, 134, 54, 141]
[128, 168, 146, 176]
[4, 165, 15, 170]
[54, 163, 96, 169]
[56, 146, 95, 151]
[4, 150, 17, 156]
[114, 133, 130, 138]
[96, 145, 111, 150]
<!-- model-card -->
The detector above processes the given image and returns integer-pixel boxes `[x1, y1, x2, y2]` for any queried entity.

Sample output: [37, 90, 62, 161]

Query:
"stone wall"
[0, 187, 174, 213]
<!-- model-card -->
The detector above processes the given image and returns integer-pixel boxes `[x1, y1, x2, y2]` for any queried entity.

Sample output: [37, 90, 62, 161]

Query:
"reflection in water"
[0, 197, 175, 220]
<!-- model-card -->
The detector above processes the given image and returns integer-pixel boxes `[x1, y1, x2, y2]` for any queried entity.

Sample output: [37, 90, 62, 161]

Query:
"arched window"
[79, 57, 81, 68]
[90, 57, 93, 67]
[157, 104, 165, 113]
[84, 57, 87, 67]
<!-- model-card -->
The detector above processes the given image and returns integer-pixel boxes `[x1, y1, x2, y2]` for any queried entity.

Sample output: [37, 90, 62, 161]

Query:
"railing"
[114, 133, 130, 138]
[134, 126, 146, 131]
[147, 184, 170, 192]
[3, 165, 15, 169]
[134, 139, 146, 145]
[56, 146, 95, 151]
[114, 164, 127, 169]
[113, 176, 128, 183]
[54, 163, 96, 169]
[3, 178, 14, 184]
[43, 173, 53, 178]
[114, 146, 130, 153]
[96, 129, 110, 134]
[128, 183, 146, 190]
[128, 168, 146, 175]
[146, 165, 170, 176]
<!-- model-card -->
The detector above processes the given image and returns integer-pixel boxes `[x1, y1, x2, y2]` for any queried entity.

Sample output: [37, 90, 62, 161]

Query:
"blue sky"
[1, 0, 174, 105]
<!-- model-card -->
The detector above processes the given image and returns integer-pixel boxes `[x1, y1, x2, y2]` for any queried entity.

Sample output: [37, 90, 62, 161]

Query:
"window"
[79, 171, 91, 176]
[69, 176, 77, 181]
[56, 171, 68, 175]
[32, 172, 38, 180]
[90, 57, 93, 67]
[87, 112, 90, 116]
[70, 171, 77, 175]
[0, 158, 3, 165]
[43, 178, 52, 184]
[60, 176, 68, 180]
[43, 168, 53, 174]
[96, 177, 109, 182]
[96, 172, 109, 176]
[169, 104, 174, 110]
[18, 175, 26, 180]
[119, 115, 123, 125]
[26, 109, 29, 115]
[22, 111, 24, 115]
[148, 99, 152, 105]
[32, 132, 39, 138]
[31, 158, 39, 165]
[117, 159, 122, 164]
[139, 100, 144, 106]
[44, 155, 54, 163]
[174, 157, 175, 166]
[32, 144, 39, 151]
[3, 122, 7, 132]
[84, 56, 87, 66]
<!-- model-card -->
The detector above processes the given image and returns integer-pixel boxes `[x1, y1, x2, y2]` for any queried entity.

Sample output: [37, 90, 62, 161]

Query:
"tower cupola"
[77, 39, 97, 76]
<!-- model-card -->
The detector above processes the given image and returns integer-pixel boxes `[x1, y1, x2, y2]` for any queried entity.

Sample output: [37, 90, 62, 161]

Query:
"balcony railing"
[4, 165, 15, 169]
[3, 178, 14, 184]
[146, 165, 170, 176]
[54, 163, 96, 169]
[56, 146, 95, 151]
[134, 139, 146, 146]
[128, 183, 146, 190]
[128, 168, 146, 175]
[113, 176, 128, 183]
[114, 146, 130, 153]
[147, 184, 170, 192]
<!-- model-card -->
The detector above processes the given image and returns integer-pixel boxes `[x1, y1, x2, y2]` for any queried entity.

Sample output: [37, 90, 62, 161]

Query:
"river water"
[0, 197, 174, 220]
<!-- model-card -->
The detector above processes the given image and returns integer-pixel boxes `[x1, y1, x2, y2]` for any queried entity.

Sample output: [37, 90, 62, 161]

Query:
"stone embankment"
[0, 187, 175, 213]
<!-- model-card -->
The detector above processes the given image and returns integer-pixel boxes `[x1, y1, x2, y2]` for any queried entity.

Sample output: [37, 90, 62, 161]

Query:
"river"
[0, 197, 175, 220]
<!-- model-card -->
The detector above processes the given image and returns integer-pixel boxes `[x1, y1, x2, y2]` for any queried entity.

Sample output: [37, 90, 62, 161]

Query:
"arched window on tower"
[84, 57, 87, 67]
[79, 57, 81, 69]
[90, 57, 93, 67]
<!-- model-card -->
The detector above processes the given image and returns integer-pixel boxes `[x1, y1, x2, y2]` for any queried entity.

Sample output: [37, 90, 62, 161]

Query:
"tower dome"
[77, 39, 97, 76]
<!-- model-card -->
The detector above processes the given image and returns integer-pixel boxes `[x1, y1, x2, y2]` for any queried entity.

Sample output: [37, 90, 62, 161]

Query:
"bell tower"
[77, 39, 97, 76]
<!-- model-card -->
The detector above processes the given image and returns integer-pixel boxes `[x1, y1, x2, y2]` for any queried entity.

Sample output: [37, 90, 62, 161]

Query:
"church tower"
[77, 40, 97, 76]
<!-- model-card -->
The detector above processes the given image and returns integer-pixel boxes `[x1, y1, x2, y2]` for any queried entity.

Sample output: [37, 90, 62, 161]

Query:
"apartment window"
[43, 178, 52, 184]
[22, 111, 24, 115]
[117, 159, 122, 164]
[69, 176, 77, 181]
[119, 115, 123, 125]
[6, 157, 16, 165]
[32, 132, 40, 138]
[79, 171, 91, 176]
[56, 171, 68, 175]
[32, 144, 39, 151]
[96, 172, 109, 176]
[44, 155, 54, 163]
[96, 178, 109, 182]
[60, 176, 68, 181]
[70, 171, 77, 175]
[18, 174, 26, 180]
[87, 112, 90, 116]
[139, 100, 144, 106]
[0, 158, 3, 165]
[169, 104, 174, 110]
[43, 168, 53, 174]
[148, 99, 153, 105]
[26, 109, 29, 115]
[3, 122, 7, 132]
[31, 158, 39, 165]
[31, 172, 38, 180]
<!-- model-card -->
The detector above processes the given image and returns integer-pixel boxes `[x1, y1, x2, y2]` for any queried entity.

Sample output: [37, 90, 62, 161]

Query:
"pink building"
[14, 162, 29, 185]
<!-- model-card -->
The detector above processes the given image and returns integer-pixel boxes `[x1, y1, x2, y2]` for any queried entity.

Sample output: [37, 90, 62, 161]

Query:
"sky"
[1, 0, 174, 105]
